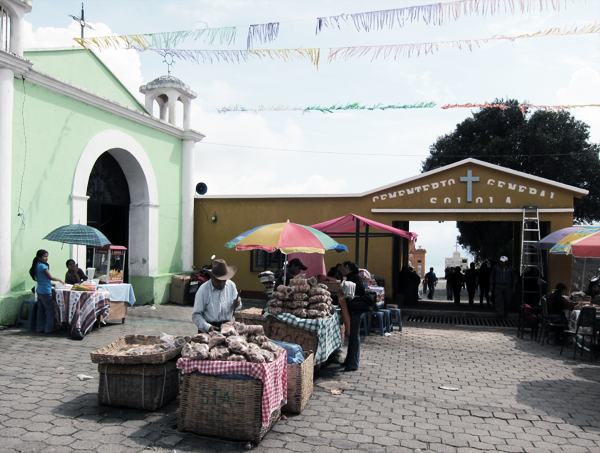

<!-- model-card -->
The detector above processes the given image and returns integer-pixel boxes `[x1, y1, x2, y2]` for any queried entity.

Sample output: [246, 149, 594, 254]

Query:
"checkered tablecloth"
[274, 313, 342, 365]
[53, 289, 111, 334]
[176, 352, 287, 426]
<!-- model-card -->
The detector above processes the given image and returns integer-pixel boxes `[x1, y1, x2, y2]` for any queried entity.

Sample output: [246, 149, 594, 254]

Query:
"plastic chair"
[14, 300, 37, 330]
[560, 306, 597, 361]
[388, 308, 402, 332]
[539, 297, 566, 345]
[378, 309, 392, 333]
[370, 311, 387, 336]
[517, 304, 539, 340]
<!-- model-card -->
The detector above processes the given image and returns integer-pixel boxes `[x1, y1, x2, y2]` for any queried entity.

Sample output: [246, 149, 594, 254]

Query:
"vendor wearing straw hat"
[192, 259, 242, 332]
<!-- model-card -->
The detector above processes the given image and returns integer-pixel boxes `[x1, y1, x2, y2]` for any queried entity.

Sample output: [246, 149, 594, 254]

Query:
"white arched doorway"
[71, 130, 159, 277]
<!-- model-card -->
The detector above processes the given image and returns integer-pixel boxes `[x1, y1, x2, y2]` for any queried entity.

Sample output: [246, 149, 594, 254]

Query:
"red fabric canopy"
[311, 213, 417, 241]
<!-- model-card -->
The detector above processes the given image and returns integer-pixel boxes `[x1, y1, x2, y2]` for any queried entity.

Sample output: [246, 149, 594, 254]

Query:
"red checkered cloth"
[176, 351, 287, 426]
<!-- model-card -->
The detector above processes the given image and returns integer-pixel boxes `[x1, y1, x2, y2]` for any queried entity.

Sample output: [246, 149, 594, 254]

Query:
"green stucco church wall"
[1, 50, 190, 326]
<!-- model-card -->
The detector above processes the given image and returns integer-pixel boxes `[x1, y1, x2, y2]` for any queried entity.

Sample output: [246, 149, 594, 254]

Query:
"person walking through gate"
[405, 267, 421, 305]
[450, 266, 464, 304]
[489, 256, 516, 319]
[444, 266, 454, 301]
[478, 262, 491, 306]
[464, 263, 479, 305]
[424, 267, 438, 299]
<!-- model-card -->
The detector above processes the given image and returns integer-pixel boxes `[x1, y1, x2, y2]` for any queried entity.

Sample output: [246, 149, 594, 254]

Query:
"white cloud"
[22, 21, 145, 102]
[557, 67, 600, 142]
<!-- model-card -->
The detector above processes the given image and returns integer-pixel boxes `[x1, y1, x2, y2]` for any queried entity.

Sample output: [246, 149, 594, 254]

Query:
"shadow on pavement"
[516, 378, 600, 431]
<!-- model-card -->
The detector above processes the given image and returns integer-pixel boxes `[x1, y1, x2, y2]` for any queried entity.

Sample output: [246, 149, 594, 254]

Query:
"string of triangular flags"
[135, 22, 599, 70]
[74, 23, 279, 51]
[217, 102, 600, 116]
[74, 0, 577, 52]
[315, 0, 573, 33]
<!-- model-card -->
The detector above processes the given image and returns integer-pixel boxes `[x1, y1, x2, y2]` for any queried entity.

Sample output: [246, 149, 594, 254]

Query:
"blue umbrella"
[43, 224, 111, 247]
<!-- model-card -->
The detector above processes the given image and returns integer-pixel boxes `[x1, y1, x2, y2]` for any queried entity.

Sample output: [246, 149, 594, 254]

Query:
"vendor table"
[271, 313, 342, 365]
[53, 288, 110, 336]
[97, 283, 136, 306]
[176, 352, 287, 427]
[568, 309, 600, 352]
[366, 285, 385, 309]
[98, 283, 136, 323]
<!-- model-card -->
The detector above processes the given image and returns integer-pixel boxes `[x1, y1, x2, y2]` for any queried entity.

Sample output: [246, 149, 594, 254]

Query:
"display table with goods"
[366, 285, 386, 309]
[97, 283, 136, 323]
[53, 287, 111, 339]
[265, 277, 342, 365]
[568, 307, 600, 352]
[176, 321, 288, 444]
[234, 307, 270, 331]
[90, 334, 189, 410]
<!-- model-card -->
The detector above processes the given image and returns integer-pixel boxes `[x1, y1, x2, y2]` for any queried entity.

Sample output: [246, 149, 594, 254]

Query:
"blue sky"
[23, 0, 600, 271]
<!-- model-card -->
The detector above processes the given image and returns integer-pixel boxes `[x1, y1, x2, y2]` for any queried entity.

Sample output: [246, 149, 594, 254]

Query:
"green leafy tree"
[422, 98, 600, 261]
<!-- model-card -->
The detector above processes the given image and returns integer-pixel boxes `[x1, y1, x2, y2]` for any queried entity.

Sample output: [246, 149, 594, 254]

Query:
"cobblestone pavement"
[1, 303, 599, 453]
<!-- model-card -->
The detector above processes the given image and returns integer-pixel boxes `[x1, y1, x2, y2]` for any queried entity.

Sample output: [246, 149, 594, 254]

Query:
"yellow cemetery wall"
[194, 160, 585, 298]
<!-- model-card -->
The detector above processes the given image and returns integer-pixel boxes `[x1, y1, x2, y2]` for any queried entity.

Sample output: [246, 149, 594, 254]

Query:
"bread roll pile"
[267, 277, 335, 319]
[181, 321, 284, 364]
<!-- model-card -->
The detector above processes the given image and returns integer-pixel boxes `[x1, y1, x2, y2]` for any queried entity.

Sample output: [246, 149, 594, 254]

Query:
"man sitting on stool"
[192, 259, 242, 332]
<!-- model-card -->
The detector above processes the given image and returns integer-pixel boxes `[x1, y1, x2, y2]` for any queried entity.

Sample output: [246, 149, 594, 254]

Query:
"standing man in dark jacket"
[424, 267, 438, 299]
[464, 263, 479, 305]
[450, 267, 464, 304]
[478, 262, 491, 306]
[444, 266, 453, 301]
[489, 256, 516, 319]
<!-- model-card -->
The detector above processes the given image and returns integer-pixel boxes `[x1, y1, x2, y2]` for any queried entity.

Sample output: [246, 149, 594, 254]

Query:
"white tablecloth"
[97, 283, 136, 306]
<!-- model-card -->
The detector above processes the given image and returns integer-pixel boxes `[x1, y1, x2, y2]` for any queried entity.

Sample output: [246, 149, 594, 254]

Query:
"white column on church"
[0, 67, 15, 295]
[168, 98, 177, 126]
[181, 139, 195, 271]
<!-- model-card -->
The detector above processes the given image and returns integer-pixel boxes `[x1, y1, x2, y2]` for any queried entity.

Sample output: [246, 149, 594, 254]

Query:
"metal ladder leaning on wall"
[521, 206, 545, 306]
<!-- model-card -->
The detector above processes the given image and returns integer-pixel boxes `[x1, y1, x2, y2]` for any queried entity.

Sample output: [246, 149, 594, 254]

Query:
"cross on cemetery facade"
[460, 170, 480, 202]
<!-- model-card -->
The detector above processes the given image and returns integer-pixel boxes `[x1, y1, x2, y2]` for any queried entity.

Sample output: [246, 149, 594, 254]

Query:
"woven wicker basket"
[90, 334, 188, 364]
[178, 373, 280, 443]
[97, 361, 180, 411]
[268, 318, 318, 354]
[282, 352, 314, 414]
[234, 308, 270, 333]
[323, 282, 341, 294]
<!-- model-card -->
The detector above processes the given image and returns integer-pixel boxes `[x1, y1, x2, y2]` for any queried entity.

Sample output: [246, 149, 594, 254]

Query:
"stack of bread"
[266, 276, 335, 319]
[181, 321, 284, 364]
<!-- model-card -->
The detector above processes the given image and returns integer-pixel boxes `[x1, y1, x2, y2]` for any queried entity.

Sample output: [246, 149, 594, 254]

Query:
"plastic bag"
[271, 340, 304, 364]
[160, 333, 174, 341]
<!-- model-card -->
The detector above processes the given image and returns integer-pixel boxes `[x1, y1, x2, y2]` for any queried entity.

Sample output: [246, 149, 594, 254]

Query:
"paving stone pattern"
[1, 303, 599, 452]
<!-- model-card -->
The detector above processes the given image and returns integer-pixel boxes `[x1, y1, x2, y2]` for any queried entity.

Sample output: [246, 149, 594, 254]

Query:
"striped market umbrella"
[225, 221, 348, 255]
[537, 225, 600, 291]
[43, 224, 112, 247]
[536, 225, 600, 251]
[548, 226, 600, 257]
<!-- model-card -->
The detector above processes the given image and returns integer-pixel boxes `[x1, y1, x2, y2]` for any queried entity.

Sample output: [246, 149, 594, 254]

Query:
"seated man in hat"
[274, 258, 308, 289]
[192, 259, 242, 333]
